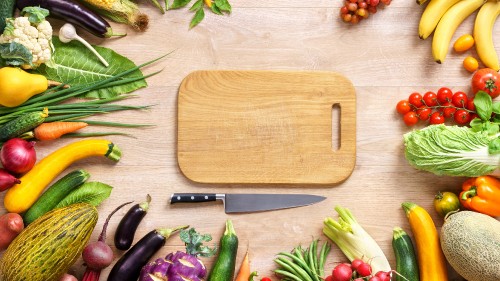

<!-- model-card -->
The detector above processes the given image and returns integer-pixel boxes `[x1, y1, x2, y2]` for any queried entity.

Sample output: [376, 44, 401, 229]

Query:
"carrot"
[34, 122, 88, 141]
[0, 213, 24, 251]
[235, 251, 251, 281]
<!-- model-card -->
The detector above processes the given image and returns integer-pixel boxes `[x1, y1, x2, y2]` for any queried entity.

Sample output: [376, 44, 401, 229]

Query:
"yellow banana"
[432, 0, 486, 63]
[419, 0, 463, 39]
[474, 0, 500, 71]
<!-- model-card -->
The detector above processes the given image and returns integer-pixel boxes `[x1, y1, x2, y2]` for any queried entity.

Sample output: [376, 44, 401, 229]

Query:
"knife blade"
[170, 193, 326, 213]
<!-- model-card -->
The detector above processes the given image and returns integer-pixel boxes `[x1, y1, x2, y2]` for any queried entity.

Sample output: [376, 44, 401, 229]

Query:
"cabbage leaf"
[36, 37, 147, 99]
[404, 124, 500, 177]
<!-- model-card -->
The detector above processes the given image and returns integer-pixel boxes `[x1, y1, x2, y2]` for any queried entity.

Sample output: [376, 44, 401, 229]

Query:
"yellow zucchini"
[4, 139, 121, 213]
[402, 202, 448, 281]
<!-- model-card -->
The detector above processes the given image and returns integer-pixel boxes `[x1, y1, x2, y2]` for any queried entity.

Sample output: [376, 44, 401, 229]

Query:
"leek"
[323, 206, 391, 274]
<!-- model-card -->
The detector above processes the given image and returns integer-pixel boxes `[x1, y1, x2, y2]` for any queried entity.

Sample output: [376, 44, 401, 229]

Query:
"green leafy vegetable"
[404, 124, 500, 177]
[166, 0, 231, 28]
[323, 206, 391, 274]
[179, 227, 217, 257]
[0, 42, 33, 67]
[21, 6, 50, 24]
[474, 91, 493, 121]
[36, 37, 147, 99]
[55, 181, 113, 208]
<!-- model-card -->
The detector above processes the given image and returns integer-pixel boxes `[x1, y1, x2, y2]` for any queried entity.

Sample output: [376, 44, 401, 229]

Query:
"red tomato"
[471, 68, 500, 98]
[417, 107, 432, 120]
[452, 91, 468, 108]
[437, 87, 453, 104]
[441, 102, 457, 118]
[467, 99, 476, 111]
[454, 109, 471, 124]
[396, 100, 412, 115]
[408, 92, 423, 107]
[423, 91, 438, 106]
[429, 112, 445, 124]
[403, 111, 418, 126]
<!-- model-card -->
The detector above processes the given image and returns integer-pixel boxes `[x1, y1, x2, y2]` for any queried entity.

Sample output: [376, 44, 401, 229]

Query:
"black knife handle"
[170, 193, 217, 204]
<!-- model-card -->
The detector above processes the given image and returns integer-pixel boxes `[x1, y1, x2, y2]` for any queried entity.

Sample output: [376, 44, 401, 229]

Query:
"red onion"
[0, 138, 36, 174]
[0, 168, 20, 191]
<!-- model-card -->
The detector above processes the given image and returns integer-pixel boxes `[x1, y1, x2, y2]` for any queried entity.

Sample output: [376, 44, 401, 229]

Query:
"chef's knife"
[170, 193, 326, 213]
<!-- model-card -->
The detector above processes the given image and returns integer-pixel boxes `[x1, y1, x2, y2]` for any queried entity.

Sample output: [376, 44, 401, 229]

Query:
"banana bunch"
[418, 0, 500, 71]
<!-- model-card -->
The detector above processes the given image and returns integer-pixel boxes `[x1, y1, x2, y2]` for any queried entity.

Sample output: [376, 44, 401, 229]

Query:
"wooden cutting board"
[177, 70, 356, 185]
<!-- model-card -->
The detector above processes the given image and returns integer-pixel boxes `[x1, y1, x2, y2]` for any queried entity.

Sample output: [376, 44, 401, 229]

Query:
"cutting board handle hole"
[332, 104, 340, 151]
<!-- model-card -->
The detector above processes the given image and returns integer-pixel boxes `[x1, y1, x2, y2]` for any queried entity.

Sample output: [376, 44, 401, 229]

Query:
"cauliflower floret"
[0, 13, 53, 68]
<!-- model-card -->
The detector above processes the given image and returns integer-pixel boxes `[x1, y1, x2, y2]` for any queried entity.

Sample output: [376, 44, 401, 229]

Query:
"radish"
[350, 258, 365, 271]
[356, 262, 372, 277]
[82, 201, 132, 281]
[374, 271, 391, 281]
[331, 263, 353, 281]
[369, 276, 382, 281]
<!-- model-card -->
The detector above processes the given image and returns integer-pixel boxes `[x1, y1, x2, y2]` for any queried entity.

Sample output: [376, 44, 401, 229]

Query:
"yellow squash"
[402, 202, 448, 281]
[4, 139, 121, 213]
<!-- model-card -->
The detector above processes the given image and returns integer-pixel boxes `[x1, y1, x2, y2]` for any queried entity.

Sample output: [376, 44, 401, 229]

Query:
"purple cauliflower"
[139, 228, 216, 281]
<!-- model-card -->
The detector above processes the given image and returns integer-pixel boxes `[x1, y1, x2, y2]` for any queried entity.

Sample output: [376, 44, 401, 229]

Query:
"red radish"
[331, 263, 353, 281]
[82, 201, 132, 281]
[0, 168, 20, 191]
[0, 138, 36, 174]
[0, 213, 24, 250]
[369, 277, 382, 281]
[350, 258, 365, 271]
[356, 262, 372, 277]
[374, 271, 391, 281]
[325, 275, 334, 281]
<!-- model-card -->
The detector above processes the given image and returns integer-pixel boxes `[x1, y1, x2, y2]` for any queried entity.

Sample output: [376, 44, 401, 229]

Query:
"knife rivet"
[177, 196, 181, 200]
[205, 196, 208, 199]
[191, 196, 195, 200]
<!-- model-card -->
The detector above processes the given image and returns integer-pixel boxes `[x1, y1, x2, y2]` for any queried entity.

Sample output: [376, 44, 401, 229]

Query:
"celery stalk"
[323, 206, 391, 273]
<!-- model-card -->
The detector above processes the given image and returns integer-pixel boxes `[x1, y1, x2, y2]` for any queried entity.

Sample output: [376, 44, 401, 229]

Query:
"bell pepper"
[460, 176, 500, 217]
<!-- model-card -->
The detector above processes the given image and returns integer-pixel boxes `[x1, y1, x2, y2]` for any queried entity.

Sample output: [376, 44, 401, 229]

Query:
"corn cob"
[78, 0, 149, 31]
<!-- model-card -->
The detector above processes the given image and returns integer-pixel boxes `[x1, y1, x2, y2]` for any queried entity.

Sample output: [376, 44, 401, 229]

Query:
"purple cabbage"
[139, 251, 207, 281]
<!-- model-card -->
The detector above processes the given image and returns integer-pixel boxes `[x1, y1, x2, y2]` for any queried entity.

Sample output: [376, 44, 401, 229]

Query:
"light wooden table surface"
[2, 0, 495, 279]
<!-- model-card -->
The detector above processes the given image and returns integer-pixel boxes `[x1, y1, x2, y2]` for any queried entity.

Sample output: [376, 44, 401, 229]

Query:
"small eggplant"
[114, 194, 151, 251]
[107, 225, 188, 281]
[16, 0, 121, 38]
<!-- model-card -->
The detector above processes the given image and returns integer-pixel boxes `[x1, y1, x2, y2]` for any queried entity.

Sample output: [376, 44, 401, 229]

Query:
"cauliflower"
[0, 7, 54, 68]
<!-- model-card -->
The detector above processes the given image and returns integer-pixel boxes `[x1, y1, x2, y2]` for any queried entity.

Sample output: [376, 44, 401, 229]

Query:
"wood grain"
[1, 0, 498, 280]
[178, 70, 356, 184]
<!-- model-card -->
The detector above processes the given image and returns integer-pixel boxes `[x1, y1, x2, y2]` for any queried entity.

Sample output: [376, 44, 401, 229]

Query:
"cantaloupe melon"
[440, 211, 500, 281]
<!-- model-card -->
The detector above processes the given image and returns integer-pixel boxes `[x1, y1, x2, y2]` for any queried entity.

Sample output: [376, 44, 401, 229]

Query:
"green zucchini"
[0, 203, 98, 281]
[23, 169, 90, 225]
[0, 108, 49, 141]
[0, 0, 15, 33]
[208, 220, 239, 281]
[392, 227, 420, 281]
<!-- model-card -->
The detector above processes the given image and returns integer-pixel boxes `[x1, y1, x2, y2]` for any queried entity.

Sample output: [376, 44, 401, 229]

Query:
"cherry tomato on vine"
[429, 112, 445, 124]
[437, 87, 453, 104]
[471, 68, 500, 98]
[403, 111, 418, 126]
[408, 92, 423, 108]
[467, 99, 476, 111]
[423, 91, 438, 106]
[434, 191, 460, 217]
[452, 91, 468, 108]
[454, 109, 471, 124]
[416, 107, 432, 120]
[440, 102, 456, 118]
[396, 100, 412, 115]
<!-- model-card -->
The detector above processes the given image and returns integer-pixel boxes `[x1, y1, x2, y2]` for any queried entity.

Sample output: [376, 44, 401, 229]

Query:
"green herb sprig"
[165, 0, 231, 28]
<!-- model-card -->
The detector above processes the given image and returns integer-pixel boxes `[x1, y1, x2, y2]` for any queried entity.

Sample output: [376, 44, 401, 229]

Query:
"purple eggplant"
[114, 194, 151, 251]
[16, 0, 120, 38]
[107, 226, 188, 281]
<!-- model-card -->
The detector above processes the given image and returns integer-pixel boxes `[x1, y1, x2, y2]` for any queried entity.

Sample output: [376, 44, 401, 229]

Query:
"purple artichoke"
[139, 251, 207, 281]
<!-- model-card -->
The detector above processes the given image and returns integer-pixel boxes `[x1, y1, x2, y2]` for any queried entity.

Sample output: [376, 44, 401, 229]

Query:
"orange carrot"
[34, 122, 88, 141]
[235, 251, 251, 281]
[0, 213, 24, 251]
